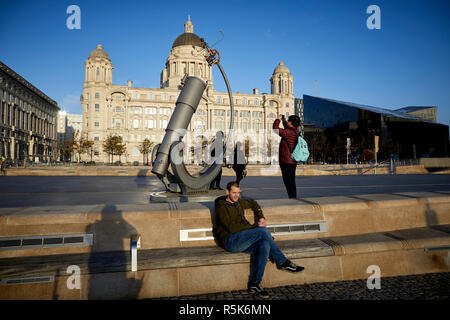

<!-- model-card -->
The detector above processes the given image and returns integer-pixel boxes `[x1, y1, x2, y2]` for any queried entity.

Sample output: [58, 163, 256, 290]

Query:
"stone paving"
[157, 272, 450, 300]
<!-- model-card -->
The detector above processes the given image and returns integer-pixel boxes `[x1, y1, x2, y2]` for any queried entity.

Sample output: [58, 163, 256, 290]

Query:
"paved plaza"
[1, 174, 450, 207]
[157, 272, 450, 300]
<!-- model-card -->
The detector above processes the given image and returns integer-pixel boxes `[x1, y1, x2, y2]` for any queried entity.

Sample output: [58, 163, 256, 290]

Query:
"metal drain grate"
[180, 222, 327, 241]
[266, 222, 326, 235]
[0, 234, 93, 250]
[2, 276, 54, 286]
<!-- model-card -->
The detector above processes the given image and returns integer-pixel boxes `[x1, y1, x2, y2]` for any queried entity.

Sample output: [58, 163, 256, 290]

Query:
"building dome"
[89, 44, 110, 61]
[172, 32, 202, 49]
[171, 16, 202, 49]
[273, 61, 290, 74]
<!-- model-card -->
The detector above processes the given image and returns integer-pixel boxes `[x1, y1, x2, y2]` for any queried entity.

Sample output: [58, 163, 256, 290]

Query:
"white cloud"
[60, 93, 82, 114]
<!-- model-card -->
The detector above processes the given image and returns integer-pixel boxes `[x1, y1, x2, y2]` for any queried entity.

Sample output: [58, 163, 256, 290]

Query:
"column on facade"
[29, 139, 34, 159]
[10, 137, 15, 160]
[106, 97, 111, 132]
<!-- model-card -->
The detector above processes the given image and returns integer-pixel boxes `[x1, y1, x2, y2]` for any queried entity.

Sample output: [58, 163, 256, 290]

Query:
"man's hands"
[258, 218, 267, 227]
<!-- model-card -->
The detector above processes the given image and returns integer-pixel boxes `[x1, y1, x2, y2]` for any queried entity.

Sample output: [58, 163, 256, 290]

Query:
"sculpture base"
[150, 189, 228, 203]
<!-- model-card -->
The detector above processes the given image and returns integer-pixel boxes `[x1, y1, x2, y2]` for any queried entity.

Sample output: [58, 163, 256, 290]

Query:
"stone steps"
[0, 192, 449, 299]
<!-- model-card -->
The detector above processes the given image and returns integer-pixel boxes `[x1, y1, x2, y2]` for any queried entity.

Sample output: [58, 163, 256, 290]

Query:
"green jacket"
[213, 195, 265, 249]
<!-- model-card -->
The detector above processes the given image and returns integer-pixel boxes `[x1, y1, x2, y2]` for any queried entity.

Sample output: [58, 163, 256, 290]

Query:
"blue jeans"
[224, 227, 287, 285]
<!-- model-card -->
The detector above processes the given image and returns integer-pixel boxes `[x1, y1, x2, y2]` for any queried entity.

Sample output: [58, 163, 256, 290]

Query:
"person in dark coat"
[231, 141, 247, 185]
[273, 115, 301, 198]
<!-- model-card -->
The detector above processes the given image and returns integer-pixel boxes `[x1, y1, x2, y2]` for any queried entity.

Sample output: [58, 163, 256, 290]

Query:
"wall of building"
[0, 61, 59, 163]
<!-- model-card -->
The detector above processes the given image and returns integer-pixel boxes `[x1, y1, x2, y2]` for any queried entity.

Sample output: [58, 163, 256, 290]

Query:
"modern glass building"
[303, 95, 449, 163]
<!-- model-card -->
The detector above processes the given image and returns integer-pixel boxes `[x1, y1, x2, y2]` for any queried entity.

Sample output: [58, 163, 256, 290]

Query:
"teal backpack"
[291, 134, 310, 162]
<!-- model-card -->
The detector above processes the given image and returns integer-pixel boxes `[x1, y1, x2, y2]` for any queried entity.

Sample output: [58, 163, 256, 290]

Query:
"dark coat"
[273, 119, 299, 165]
[213, 195, 265, 249]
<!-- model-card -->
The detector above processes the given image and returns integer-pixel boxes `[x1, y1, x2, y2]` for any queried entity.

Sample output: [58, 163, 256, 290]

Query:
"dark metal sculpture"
[151, 39, 234, 195]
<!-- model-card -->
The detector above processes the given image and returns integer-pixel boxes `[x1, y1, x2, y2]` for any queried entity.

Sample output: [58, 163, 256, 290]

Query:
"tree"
[361, 149, 375, 162]
[138, 139, 154, 165]
[114, 136, 127, 163]
[59, 131, 77, 163]
[80, 134, 95, 162]
[103, 135, 115, 164]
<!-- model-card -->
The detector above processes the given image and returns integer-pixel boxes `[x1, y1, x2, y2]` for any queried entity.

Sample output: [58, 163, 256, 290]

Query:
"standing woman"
[273, 115, 301, 198]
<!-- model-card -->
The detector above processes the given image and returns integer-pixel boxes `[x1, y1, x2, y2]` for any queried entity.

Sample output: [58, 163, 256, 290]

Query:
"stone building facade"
[57, 111, 82, 142]
[81, 18, 295, 163]
[0, 61, 59, 162]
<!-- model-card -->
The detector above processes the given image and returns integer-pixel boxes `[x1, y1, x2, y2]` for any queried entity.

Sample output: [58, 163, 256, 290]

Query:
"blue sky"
[0, 0, 449, 130]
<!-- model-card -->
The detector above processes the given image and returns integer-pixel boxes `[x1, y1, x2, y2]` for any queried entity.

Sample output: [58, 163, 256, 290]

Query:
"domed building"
[81, 17, 296, 164]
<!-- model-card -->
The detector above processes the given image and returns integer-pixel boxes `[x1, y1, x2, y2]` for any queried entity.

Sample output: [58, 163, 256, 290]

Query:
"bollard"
[131, 234, 141, 272]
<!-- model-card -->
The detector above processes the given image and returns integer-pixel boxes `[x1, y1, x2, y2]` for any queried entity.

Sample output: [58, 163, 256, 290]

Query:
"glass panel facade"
[303, 95, 449, 162]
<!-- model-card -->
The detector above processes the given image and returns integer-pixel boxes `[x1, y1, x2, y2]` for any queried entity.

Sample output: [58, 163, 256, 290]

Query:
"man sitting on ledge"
[213, 181, 304, 298]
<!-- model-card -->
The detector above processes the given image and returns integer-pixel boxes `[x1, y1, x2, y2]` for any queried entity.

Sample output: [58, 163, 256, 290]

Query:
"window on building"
[131, 107, 142, 114]
[94, 148, 99, 156]
[96, 68, 100, 81]
[145, 107, 156, 114]
[194, 120, 203, 130]
[160, 108, 171, 115]
[162, 93, 168, 101]
[242, 98, 247, 105]
[133, 92, 139, 99]
[114, 118, 122, 128]
[160, 119, 168, 129]
[94, 134, 100, 141]
[216, 96, 222, 104]
[94, 119, 99, 127]
[270, 101, 274, 107]
[148, 93, 153, 100]
[286, 103, 289, 108]
[133, 119, 139, 129]
[95, 92, 100, 99]
[115, 106, 122, 113]
[214, 119, 224, 130]
[147, 119, 156, 129]
[95, 104, 99, 112]
[86, 104, 89, 112]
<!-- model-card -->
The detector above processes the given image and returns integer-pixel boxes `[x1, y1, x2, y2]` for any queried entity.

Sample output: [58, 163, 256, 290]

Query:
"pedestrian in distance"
[230, 141, 247, 185]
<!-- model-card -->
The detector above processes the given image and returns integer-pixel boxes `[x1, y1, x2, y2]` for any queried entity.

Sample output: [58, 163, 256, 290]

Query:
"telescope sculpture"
[151, 39, 234, 195]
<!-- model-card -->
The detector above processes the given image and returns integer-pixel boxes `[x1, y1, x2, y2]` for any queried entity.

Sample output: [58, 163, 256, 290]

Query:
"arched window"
[96, 68, 100, 81]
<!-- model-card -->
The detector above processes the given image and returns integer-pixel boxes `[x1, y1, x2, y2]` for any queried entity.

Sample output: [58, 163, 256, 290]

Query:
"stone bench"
[0, 225, 449, 299]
